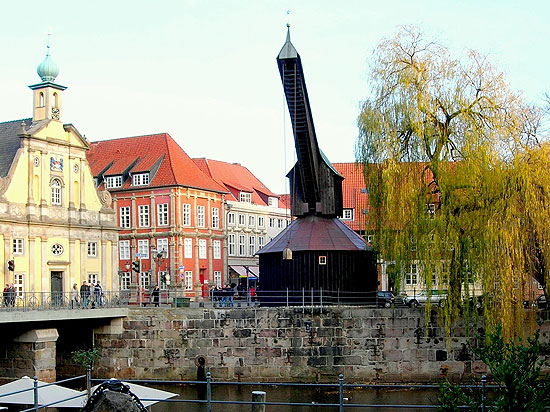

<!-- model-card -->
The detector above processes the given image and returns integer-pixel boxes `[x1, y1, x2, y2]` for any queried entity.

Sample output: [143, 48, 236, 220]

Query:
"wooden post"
[251, 390, 266, 412]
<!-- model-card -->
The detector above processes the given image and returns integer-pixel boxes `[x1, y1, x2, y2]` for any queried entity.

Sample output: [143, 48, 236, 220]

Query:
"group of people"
[211, 284, 236, 307]
[71, 281, 103, 309]
[2, 284, 15, 307]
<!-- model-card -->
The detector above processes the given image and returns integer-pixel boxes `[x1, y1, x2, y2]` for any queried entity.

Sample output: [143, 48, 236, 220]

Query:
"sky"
[2, 0, 550, 194]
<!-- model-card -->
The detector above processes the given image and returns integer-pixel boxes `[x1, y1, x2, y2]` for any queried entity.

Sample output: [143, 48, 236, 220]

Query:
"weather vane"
[46, 27, 53, 55]
[286, 9, 291, 28]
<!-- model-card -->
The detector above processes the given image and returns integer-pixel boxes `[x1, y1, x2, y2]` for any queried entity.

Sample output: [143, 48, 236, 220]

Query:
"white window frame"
[319, 256, 327, 265]
[184, 271, 193, 290]
[228, 234, 235, 256]
[258, 236, 265, 250]
[228, 212, 235, 225]
[249, 215, 255, 228]
[182, 204, 191, 226]
[238, 214, 246, 226]
[157, 203, 169, 226]
[277, 219, 283, 228]
[12, 239, 24, 255]
[119, 240, 130, 260]
[156, 238, 169, 257]
[197, 206, 205, 228]
[199, 239, 207, 259]
[139, 272, 151, 289]
[132, 173, 149, 186]
[406, 263, 418, 285]
[105, 176, 122, 189]
[269, 218, 275, 228]
[120, 272, 131, 290]
[119, 206, 131, 228]
[137, 239, 149, 259]
[258, 216, 265, 227]
[14, 273, 24, 297]
[239, 192, 252, 203]
[184, 238, 193, 258]
[87, 242, 98, 257]
[212, 207, 220, 229]
[51, 178, 62, 205]
[213, 240, 221, 259]
[88, 273, 98, 285]
[238, 235, 246, 256]
[214, 271, 221, 288]
[342, 209, 354, 220]
[138, 205, 150, 227]
[249, 235, 256, 256]
[268, 197, 278, 207]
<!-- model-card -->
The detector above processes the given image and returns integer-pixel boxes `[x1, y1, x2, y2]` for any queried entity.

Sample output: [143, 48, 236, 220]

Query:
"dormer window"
[132, 173, 149, 186]
[105, 176, 123, 189]
[340, 208, 354, 220]
[239, 192, 252, 203]
[268, 197, 278, 207]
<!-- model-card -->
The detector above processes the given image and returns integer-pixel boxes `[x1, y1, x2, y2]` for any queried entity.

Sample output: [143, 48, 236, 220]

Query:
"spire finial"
[285, 10, 291, 41]
[46, 27, 52, 56]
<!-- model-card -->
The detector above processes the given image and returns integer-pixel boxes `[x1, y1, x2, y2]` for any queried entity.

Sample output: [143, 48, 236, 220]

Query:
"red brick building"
[87, 134, 227, 297]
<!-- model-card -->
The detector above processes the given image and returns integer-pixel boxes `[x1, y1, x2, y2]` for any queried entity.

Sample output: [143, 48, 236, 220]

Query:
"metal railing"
[1, 373, 546, 411]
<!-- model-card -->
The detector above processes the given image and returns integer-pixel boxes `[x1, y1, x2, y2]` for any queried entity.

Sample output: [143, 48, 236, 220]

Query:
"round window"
[51, 244, 64, 256]
[33, 157, 40, 167]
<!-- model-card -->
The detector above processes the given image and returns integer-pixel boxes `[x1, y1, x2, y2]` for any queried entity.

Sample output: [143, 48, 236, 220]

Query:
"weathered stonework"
[93, 307, 550, 383]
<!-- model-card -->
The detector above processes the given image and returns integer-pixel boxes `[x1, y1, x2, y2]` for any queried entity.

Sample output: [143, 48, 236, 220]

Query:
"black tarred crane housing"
[256, 28, 378, 305]
[277, 28, 344, 218]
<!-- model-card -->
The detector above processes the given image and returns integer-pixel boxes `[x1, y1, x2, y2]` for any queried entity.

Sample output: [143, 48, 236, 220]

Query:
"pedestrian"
[70, 283, 79, 309]
[2, 284, 9, 307]
[80, 281, 90, 308]
[8, 284, 15, 307]
[152, 285, 160, 307]
[220, 285, 228, 307]
[224, 284, 235, 308]
[237, 283, 245, 299]
[94, 281, 103, 307]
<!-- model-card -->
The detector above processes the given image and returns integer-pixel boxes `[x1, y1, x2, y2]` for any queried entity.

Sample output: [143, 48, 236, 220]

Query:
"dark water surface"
[148, 382, 440, 412]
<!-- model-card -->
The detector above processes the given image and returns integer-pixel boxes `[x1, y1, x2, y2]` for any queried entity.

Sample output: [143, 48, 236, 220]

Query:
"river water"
[147, 382, 440, 412]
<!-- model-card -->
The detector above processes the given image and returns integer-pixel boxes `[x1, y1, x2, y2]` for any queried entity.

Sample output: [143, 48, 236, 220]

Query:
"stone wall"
[93, 307, 550, 383]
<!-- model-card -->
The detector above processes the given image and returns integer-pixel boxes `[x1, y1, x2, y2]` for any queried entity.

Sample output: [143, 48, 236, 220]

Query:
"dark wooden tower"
[277, 29, 344, 218]
[257, 28, 378, 304]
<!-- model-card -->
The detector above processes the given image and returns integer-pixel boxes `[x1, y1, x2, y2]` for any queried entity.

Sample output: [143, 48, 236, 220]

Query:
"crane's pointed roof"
[277, 25, 298, 59]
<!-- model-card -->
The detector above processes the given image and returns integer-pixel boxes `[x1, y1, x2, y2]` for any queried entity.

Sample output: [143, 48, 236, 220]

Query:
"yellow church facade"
[0, 44, 119, 300]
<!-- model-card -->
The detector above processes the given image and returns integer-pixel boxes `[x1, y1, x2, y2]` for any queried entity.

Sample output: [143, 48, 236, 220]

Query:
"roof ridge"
[0, 118, 32, 125]
[91, 132, 171, 144]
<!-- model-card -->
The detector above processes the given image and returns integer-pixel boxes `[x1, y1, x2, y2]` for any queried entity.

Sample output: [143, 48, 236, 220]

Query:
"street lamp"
[153, 249, 168, 286]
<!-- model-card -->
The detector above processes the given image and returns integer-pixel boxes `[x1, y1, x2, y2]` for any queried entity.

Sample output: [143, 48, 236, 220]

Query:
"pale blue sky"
[2, 0, 549, 193]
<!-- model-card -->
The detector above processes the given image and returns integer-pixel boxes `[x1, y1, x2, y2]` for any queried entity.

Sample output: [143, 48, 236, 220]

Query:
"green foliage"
[71, 348, 100, 370]
[438, 325, 550, 411]
[356, 25, 550, 339]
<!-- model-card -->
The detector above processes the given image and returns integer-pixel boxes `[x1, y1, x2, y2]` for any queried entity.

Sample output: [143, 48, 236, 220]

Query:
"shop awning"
[230, 265, 259, 278]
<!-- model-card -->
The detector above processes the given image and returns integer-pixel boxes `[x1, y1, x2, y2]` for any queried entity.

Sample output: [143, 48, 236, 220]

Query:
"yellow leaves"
[357, 26, 548, 341]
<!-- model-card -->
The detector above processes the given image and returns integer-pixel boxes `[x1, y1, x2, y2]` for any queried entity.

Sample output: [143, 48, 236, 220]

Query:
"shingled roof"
[0, 119, 32, 177]
[193, 158, 279, 206]
[87, 134, 227, 193]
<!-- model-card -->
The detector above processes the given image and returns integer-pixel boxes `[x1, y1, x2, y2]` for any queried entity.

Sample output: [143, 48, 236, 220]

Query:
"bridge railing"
[0, 290, 131, 311]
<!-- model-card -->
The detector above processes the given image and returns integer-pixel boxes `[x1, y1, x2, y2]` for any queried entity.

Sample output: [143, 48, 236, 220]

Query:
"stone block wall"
[93, 307, 550, 383]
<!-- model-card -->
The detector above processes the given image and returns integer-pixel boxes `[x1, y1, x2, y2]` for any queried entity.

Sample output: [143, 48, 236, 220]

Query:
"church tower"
[28, 33, 66, 122]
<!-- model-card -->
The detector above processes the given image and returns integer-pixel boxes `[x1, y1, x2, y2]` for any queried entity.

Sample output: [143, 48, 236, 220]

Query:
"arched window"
[51, 178, 62, 205]
[39, 92, 44, 107]
[53, 93, 58, 108]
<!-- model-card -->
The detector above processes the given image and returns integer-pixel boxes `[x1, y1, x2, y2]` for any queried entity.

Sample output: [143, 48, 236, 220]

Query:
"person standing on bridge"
[80, 281, 90, 308]
[70, 283, 79, 309]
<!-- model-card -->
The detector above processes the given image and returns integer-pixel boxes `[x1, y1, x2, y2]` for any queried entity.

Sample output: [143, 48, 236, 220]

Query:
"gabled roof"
[87, 134, 227, 193]
[0, 119, 31, 177]
[193, 158, 279, 205]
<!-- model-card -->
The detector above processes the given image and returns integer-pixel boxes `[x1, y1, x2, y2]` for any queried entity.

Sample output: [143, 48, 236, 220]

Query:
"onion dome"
[37, 43, 59, 82]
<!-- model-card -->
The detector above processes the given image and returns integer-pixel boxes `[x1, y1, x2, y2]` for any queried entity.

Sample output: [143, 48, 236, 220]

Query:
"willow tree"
[356, 26, 550, 339]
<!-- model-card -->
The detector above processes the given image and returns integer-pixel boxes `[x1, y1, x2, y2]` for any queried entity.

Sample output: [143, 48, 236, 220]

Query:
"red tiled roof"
[87, 134, 227, 193]
[192, 158, 279, 205]
[333, 162, 370, 232]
